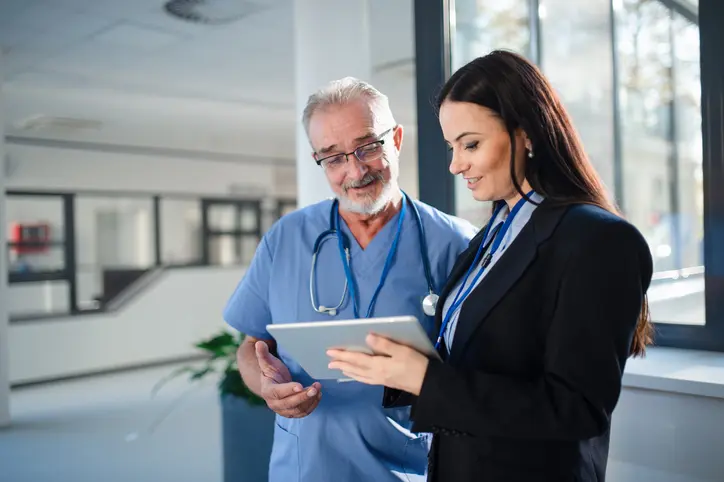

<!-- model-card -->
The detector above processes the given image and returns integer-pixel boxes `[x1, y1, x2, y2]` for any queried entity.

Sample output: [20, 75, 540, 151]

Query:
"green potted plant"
[155, 331, 275, 482]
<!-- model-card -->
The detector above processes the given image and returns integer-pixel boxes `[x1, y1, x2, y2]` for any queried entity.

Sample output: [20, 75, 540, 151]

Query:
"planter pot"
[220, 394, 275, 482]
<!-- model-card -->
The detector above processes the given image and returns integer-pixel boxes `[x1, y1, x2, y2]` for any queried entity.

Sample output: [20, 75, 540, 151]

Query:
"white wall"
[609, 386, 724, 482]
[5, 143, 294, 197]
[8, 266, 243, 384]
[8, 282, 68, 318]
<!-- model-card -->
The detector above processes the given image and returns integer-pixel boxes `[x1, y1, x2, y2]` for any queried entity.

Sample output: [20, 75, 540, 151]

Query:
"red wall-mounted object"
[9, 222, 51, 254]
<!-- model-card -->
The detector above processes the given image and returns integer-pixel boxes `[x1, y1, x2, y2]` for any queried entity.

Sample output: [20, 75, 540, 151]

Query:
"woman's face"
[439, 100, 529, 204]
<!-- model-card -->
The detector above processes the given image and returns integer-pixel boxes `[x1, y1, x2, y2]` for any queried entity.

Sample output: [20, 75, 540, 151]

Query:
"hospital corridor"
[2, 0, 724, 481]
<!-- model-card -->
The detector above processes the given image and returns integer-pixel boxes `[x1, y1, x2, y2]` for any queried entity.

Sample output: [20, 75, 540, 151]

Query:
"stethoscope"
[309, 192, 438, 319]
[434, 191, 534, 350]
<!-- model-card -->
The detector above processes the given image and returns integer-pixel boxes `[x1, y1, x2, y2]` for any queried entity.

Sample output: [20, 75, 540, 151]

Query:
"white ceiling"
[0, 0, 417, 161]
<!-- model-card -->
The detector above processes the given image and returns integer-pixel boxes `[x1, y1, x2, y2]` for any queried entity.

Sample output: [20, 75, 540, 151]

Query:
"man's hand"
[255, 341, 322, 418]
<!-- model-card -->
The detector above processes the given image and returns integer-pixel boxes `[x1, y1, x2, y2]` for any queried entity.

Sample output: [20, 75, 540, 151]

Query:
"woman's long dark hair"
[437, 50, 652, 357]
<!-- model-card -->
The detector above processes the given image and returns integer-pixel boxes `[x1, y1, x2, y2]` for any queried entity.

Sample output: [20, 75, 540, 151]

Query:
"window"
[450, 0, 532, 227]
[452, 0, 531, 67]
[74, 196, 155, 310]
[6, 195, 66, 276]
[6, 193, 70, 318]
[540, 0, 617, 198]
[416, 0, 724, 350]
[160, 199, 202, 265]
[615, 0, 704, 325]
[201, 199, 262, 267]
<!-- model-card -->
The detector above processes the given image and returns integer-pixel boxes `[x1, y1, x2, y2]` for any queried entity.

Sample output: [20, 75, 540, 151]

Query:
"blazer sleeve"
[409, 221, 653, 441]
[383, 388, 416, 408]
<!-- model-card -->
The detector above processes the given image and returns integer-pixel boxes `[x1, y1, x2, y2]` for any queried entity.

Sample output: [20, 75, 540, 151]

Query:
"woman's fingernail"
[307, 388, 317, 397]
[293, 385, 302, 392]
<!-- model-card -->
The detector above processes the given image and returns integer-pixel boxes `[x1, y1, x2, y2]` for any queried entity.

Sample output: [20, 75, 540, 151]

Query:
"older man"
[223, 77, 477, 482]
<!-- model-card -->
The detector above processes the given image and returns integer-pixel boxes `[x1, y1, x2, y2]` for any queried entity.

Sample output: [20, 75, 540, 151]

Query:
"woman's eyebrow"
[455, 131, 482, 141]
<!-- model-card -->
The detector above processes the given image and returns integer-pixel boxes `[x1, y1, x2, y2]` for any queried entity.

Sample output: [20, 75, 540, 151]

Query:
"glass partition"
[7, 190, 291, 320]
[160, 198, 203, 265]
[6, 195, 65, 276]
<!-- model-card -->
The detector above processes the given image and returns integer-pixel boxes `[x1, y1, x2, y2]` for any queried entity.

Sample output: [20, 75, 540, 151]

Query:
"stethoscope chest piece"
[422, 293, 439, 317]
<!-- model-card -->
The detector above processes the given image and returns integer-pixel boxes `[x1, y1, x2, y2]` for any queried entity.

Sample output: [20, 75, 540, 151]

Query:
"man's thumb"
[255, 341, 274, 365]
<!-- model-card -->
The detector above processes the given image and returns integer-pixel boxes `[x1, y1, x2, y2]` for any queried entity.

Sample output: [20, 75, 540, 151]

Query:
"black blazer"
[384, 200, 653, 482]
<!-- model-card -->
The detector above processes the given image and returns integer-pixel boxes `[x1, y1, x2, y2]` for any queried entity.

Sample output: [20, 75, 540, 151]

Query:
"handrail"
[104, 267, 165, 312]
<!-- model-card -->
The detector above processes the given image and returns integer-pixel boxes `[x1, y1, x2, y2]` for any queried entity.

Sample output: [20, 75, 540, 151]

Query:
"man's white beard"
[338, 173, 396, 216]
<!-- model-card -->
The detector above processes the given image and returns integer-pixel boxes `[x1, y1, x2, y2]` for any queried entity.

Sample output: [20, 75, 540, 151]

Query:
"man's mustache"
[343, 172, 384, 192]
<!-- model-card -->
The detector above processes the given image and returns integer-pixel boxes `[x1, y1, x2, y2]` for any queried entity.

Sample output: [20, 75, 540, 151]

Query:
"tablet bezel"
[266, 315, 439, 380]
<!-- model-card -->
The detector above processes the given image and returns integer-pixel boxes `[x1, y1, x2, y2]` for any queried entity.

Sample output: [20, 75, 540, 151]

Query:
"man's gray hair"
[301, 77, 396, 138]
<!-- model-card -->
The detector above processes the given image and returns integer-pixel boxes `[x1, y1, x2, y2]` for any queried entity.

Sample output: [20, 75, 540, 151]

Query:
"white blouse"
[442, 192, 544, 352]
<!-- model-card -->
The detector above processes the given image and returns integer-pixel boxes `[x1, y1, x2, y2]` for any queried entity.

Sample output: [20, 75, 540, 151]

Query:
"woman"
[327, 50, 654, 481]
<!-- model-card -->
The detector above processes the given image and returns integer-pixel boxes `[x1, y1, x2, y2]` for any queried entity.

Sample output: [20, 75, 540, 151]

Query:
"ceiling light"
[14, 115, 103, 131]
[163, 0, 262, 25]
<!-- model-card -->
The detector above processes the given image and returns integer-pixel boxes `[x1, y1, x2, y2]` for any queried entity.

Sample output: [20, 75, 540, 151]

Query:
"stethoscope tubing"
[309, 192, 436, 318]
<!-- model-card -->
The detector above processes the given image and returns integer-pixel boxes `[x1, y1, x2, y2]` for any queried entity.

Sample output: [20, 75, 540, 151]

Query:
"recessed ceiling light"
[163, 0, 263, 24]
[14, 115, 103, 131]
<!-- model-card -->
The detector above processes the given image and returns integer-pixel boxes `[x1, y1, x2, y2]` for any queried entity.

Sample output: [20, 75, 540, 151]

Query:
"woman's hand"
[327, 333, 429, 395]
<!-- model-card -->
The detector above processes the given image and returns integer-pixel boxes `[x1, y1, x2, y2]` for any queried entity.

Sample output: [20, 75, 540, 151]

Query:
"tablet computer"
[266, 315, 440, 380]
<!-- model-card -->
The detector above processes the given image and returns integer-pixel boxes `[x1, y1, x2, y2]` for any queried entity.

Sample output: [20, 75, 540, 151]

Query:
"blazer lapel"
[439, 231, 485, 306]
[447, 200, 570, 363]
[432, 230, 486, 360]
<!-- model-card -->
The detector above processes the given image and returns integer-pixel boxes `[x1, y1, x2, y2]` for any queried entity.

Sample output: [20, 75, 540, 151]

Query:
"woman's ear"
[521, 131, 532, 151]
[522, 132, 533, 158]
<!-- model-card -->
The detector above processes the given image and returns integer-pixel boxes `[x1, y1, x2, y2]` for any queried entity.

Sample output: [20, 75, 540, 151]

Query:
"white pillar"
[0, 50, 10, 427]
[294, 0, 372, 208]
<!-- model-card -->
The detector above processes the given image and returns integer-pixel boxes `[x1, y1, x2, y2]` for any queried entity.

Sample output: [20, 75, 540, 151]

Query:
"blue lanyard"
[335, 194, 407, 318]
[435, 192, 533, 349]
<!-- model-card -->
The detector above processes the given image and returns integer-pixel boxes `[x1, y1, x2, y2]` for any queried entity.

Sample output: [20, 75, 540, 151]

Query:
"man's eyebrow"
[354, 131, 377, 142]
[318, 144, 337, 155]
[318, 131, 378, 155]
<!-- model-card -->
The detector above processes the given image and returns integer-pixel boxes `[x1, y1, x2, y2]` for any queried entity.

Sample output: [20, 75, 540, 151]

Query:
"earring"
[527, 147, 534, 159]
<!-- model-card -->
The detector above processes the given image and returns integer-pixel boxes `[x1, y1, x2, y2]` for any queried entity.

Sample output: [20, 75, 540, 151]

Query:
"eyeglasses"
[314, 127, 396, 171]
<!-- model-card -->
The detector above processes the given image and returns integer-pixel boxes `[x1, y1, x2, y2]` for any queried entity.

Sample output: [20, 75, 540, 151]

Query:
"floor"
[0, 364, 225, 482]
[0, 359, 717, 482]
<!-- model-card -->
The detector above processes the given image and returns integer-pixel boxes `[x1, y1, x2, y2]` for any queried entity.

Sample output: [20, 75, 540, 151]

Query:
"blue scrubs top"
[224, 197, 477, 482]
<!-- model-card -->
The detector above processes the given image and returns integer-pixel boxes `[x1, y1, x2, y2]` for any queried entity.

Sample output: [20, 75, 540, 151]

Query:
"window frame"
[655, 0, 724, 351]
[6, 190, 79, 315]
[414, 0, 724, 351]
[200, 198, 263, 267]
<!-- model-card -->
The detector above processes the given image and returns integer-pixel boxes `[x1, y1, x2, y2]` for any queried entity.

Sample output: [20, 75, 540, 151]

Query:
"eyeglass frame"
[313, 126, 398, 169]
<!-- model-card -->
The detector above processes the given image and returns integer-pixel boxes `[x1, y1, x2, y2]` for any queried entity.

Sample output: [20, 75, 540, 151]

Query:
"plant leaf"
[190, 367, 213, 381]
[195, 332, 238, 358]
[152, 330, 262, 405]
